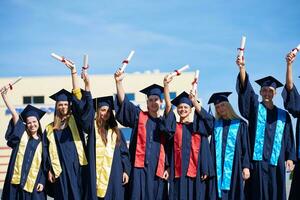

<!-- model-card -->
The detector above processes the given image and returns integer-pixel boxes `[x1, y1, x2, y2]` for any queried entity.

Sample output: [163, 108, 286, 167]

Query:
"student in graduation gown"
[74, 71, 131, 200]
[282, 51, 300, 200]
[161, 74, 214, 200]
[114, 69, 169, 200]
[1, 84, 47, 200]
[43, 62, 88, 200]
[202, 92, 250, 200]
[236, 56, 296, 200]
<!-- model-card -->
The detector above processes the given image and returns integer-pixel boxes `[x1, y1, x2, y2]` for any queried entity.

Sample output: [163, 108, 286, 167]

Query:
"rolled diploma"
[83, 54, 88, 68]
[0, 76, 22, 93]
[120, 50, 135, 72]
[238, 36, 246, 57]
[51, 53, 74, 68]
[292, 44, 300, 55]
[170, 65, 189, 77]
[192, 70, 199, 91]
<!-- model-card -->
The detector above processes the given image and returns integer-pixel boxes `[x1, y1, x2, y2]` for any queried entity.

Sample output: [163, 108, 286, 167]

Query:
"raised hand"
[286, 52, 296, 64]
[236, 56, 245, 69]
[114, 68, 125, 82]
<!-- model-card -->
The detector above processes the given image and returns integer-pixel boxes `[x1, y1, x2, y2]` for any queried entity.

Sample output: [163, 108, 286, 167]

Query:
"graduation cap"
[93, 96, 114, 110]
[171, 91, 193, 107]
[20, 105, 46, 121]
[208, 92, 232, 105]
[49, 89, 72, 102]
[255, 76, 283, 89]
[140, 84, 164, 98]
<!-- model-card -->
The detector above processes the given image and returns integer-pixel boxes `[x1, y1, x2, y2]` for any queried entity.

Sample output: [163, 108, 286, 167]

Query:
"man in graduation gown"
[203, 92, 250, 200]
[161, 89, 214, 200]
[114, 69, 169, 200]
[282, 51, 300, 200]
[43, 89, 88, 200]
[236, 56, 295, 200]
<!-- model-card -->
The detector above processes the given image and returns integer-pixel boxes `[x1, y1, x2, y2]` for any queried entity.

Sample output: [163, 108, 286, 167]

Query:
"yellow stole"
[11, 132, 43, 193]
[46, 115, 88, 178]
[95, 121, 116, 198]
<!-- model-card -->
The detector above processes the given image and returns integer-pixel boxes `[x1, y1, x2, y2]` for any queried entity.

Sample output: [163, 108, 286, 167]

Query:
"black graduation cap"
[49, 89, 72, 102]
[139, 84, 164, 98]
[171, 91, 193, 107]
[93, 96, 114, 110]
[255, 76, 283, 89]
[20, 105, 46, 121]
[208, 92, 232, 105]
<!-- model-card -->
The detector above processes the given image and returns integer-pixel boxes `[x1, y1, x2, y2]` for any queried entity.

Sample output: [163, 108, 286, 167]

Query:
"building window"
[23, 96, 45, 104]
[23, 96, 31, 104]
[126, 93, 135, 101]
[33, 96, 44, 104]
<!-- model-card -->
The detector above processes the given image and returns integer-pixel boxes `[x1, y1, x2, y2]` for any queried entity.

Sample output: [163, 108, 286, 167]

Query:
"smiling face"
[215, 101, 229, 119]
[56, 101, 69, 117]
[26, 116, 39, 135]
[260, 86, 276, 102]
[147, 95, 162, 113]
[177, 103, 192, 119]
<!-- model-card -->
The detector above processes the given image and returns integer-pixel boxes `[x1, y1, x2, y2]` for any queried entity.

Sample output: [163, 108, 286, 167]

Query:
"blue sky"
[1, 0, 300, 109]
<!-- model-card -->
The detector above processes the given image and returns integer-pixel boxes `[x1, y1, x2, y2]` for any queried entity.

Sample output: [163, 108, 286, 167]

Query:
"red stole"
[134, 111, 166, 178]
[174, 122, 201, 178]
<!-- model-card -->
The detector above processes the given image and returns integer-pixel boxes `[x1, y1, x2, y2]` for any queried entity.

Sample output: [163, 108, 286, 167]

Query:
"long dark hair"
[95, 108, 121, 146]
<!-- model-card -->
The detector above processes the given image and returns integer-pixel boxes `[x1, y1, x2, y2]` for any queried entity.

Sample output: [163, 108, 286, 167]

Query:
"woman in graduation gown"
[74, 70, 131, 200]
[1, 84, 47, 200]
[203, 92, 250, 200]
[282, 51, 300, 200]
[236, 55, 295, 200]
[114, 69, 169, 200]
[161, 75, 214, 200]
[43, 62, 88, 200]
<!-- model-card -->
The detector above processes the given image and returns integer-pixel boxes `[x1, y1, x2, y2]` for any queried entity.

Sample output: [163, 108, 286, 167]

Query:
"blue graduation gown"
[115, 96, 169, 200]
[198, 108, 250, 200]
[160, 109, 214, 200]
[43, 95, 87, 200]
[236, 73, 296, 200]
[74, 91, 131, 200]
[2, 119, 46, 200]
[282, 85, 300, 200]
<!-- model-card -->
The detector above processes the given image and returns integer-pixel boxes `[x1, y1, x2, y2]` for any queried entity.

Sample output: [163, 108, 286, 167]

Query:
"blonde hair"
[214, 101, 241, 120]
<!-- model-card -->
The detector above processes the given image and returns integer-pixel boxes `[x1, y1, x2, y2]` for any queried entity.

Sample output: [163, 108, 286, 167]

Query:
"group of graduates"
[1, 50, 300, 200]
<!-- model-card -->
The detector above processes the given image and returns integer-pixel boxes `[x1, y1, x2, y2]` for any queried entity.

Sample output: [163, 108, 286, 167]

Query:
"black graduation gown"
[198, 108, 250, 200]
[282, 85, 300, 200]
[160, 109, 214, 200]
[115, 96, 169, 200]
[43, 95, 87, 200]
[2, 119, 46, 200]
[236, 73, 296, 200]
[74, 91, 131, 200]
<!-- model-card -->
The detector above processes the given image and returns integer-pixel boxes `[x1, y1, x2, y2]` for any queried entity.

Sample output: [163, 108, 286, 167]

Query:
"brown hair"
[95, 108, 121, 146]
[53, 102, 71, 130]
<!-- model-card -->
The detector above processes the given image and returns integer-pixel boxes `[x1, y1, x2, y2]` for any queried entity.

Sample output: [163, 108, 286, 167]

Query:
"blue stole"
[214, 119, 240, 198]
[253, 103, 286, 166]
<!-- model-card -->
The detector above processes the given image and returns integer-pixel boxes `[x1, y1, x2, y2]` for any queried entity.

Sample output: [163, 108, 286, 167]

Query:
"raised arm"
[163, 74, 173, 114]
[114, 69, 126, 104]
[189, 89, 201, 114]
[1, 85, 19, 124]
[236, 56, 246, 88]
[285, 52, 296, 91]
